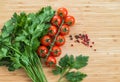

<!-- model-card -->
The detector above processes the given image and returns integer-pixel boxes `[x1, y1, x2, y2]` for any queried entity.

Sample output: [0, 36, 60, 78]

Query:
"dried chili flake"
[92, 42, 94, 44]
[71, 44, 73, 47]
[75, 35, 79, 39]
[69, 35, 73, 40]
[81, 41, 89, 46]
[85, 34, 88, 39]
[79, 33, 81, 36]
[94, 49, 96, 51]
[69, 33, 96, 51]
[90, 45, 92, 48]
[76, 39, 80, 43]
[70, 37, 73, 40]
[69, 35, 72, 38]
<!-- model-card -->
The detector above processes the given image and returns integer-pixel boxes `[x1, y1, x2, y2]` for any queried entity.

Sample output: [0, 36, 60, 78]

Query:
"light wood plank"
[0, 0, 120, 82]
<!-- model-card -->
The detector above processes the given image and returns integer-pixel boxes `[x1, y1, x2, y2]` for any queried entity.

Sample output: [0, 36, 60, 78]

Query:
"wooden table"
[0, 0, 120, 82]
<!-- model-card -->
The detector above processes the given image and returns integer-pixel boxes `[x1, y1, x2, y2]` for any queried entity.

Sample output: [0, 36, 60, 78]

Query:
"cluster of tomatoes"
[37, 7, 75, 67]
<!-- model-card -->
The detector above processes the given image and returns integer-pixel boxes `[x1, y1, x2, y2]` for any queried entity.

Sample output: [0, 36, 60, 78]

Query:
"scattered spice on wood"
[69, 35, 73, 40]
[69, 33, 96, 51]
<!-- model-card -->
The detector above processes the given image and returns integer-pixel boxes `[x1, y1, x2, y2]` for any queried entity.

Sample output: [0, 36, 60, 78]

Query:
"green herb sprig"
[0, 6, 55, 82]
[53, 54, 89, 82]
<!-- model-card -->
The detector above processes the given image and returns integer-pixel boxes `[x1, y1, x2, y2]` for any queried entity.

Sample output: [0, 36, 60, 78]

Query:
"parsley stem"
[2, 44, 22, 55]
[58, 67, 70, 82]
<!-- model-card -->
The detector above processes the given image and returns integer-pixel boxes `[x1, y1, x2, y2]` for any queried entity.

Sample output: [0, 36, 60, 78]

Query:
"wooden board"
[0, 0, 120, 82]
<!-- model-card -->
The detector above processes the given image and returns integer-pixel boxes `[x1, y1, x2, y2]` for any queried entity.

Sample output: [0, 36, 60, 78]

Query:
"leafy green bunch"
[53, 54, 89, 82]
[0, 6, 55, 82]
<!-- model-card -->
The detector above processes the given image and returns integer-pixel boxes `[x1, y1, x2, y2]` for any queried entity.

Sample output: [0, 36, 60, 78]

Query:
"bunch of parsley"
[0, 6, 55, 82]
[53, 54, 89, 82]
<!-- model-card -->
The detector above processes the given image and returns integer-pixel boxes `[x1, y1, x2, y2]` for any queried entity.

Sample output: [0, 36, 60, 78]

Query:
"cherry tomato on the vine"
[60, 24, 70, 36]
[51, 46, 61, 57]
[55, 35, 65, 46]
[45, 56, 56, 67]
[41, 35, 52, 46]
[51, 15, 62, 26]
[37, 46, 48, 57]
[57, 7, 68, 18]
[65, 16, 75, 26]
[48, 25, 58, 37]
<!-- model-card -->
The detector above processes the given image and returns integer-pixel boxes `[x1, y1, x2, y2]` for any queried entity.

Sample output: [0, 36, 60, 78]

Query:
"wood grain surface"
[0, 0, 120, 82]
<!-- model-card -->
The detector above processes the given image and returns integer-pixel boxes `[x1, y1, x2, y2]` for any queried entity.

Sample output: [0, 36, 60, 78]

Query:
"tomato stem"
[46, 19, 64, 59]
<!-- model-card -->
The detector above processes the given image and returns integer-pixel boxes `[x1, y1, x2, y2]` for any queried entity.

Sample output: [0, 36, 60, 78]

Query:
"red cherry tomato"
[45, 56, 56, 67]
[60, 24, 70, 36]
[55, 35, 65, 46]
[41, 35, 52, 46]
[37, 46, 48, 57]
[57, 7, 68, 18]
[51, 15, 62, 26]
[65, 16, 75, 26]
[51, 46, 61, 57]
[48, 25, 58, 37]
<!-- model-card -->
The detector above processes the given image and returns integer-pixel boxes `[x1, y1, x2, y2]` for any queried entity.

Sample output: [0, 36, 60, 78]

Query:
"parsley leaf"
[66, 71, 87, 82]
[59, 55, 69, 67]
[52, 66, 62, 75]
[72, 55, 89, 69]
[53, 54, 89, 82]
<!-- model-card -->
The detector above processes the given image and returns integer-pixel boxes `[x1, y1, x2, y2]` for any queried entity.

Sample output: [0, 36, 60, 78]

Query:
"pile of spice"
[69, 33, 96, 51]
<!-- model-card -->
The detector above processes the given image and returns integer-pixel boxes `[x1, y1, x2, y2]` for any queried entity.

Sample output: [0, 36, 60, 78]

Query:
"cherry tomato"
[51, 46, 61, 57]
[48, 25, 58, 37]
[60, 24, 70, 36]
[57, 7, 68, 18]
[55, 35, 65, 46]
[51, 15, 62, 26]
[65, 16, 75, 26]
[45, 56, 56, 67]
[37, 46, 48, 57]
[41, 35, 52, 46]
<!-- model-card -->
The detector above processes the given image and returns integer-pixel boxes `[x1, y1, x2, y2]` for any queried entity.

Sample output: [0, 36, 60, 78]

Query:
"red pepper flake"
[94, 49, 96, 51]
[90, 45, 92, 48]
[69, 35, 73, 40]
[88, 39, 90, 41]
[69, 35, 72, 38]
[81, 41, 89, 46]
[79, 33, 81, 36]
[69, 33, 96, 51]
[76, 39, 80, 43]
[70, 37, 73, 40]
[71, 44, 74, 47]
[85, 34, 88, 40]
[75, 35, 79, 39]
[92, 42, 94, 44]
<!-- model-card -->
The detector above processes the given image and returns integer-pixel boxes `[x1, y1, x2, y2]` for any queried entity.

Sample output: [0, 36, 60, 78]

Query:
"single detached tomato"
[41, 35, 52, 46]
[51, 46, 61, 57]
[57, 7, 68, 18]
[65, 16, 75, 26]
[51, 15, 62, 26]
[55, 35, 65, 46]
[48, 25, 58, 37]
[60, 24, 70, 36]
[45, 56, 56, 67]
[37, 46, 48, 57]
